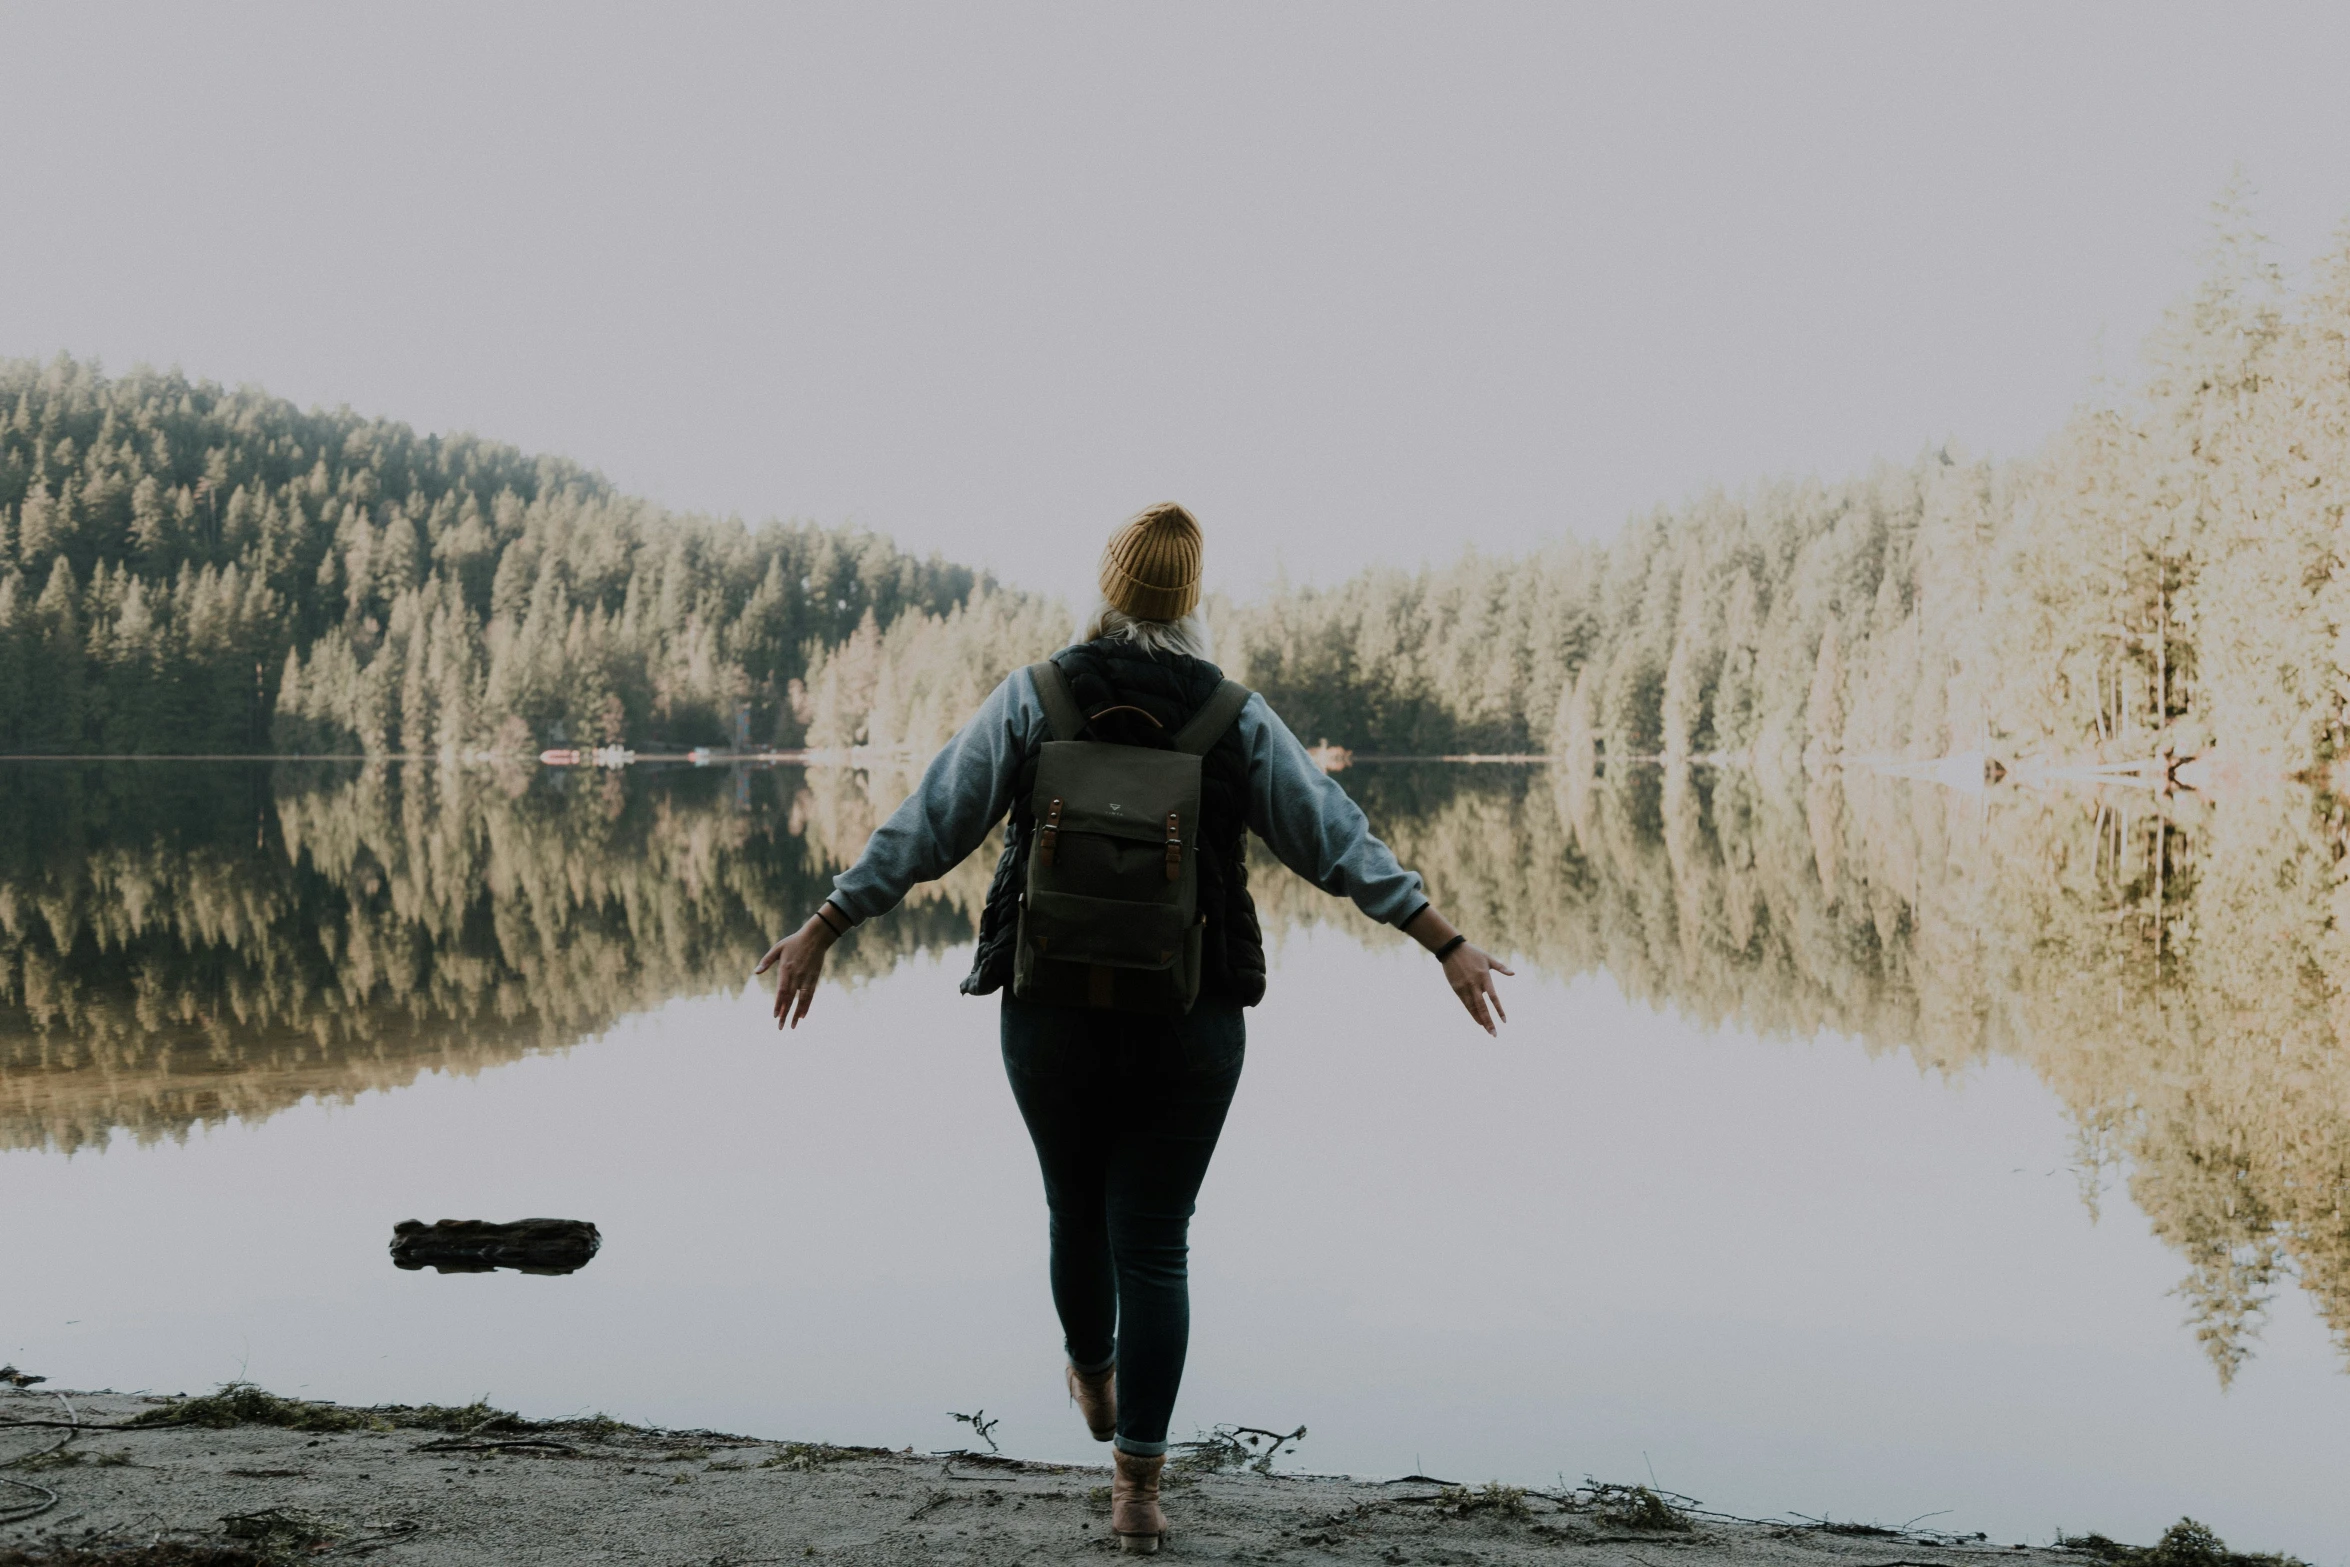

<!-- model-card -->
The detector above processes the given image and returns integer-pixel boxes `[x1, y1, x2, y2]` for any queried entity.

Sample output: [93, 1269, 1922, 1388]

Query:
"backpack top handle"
[1086, 704, 1164, 728]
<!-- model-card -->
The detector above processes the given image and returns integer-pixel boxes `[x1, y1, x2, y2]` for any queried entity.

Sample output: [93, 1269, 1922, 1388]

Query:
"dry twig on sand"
[1168, 1423, 1307, 1478]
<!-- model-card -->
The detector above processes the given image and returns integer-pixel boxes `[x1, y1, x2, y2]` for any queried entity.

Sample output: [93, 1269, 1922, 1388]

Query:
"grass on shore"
[1580, 1481, 1693, 1531]
[125, 1382, 529, 1437]
[2060, 1519, 2308, 1567]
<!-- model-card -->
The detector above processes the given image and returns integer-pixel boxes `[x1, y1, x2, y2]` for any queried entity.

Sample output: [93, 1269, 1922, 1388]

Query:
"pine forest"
[5, 206, 2350, 776]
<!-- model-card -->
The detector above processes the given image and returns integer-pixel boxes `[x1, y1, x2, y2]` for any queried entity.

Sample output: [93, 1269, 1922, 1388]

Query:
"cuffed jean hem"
[1071, 1348, 1116, 1375]
[1113, 1436, 1169, 1457]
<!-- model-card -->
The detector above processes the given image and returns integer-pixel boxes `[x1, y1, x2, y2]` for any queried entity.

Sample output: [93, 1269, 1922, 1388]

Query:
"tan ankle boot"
[1111, 1448, 1168, 1554]
[1066, 1361, 1117, 1443]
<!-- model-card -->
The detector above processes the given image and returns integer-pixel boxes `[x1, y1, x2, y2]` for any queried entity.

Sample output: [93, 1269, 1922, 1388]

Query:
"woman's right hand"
[754, 913, 840, 1030]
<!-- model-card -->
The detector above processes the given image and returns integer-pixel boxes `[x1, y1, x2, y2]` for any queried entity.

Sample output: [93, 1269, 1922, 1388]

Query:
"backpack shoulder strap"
[1173, 678, 1253, 756]
[1027, 660, 1085, 743]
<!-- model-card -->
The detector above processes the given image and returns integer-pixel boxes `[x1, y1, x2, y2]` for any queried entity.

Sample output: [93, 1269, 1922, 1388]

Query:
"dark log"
[390, 1218, 601, 1275]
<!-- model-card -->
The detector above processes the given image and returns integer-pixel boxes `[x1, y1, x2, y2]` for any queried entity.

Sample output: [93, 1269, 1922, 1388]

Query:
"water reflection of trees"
[0, 762, 984, 1156]
[7, 759, 2348, 1385]
[1282, 761, 2350, 1387]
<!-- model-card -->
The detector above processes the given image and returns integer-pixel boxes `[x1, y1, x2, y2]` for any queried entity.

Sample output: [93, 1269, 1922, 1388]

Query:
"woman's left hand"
[1442, 944, 1513, 1036]
[754, 915, 838, 1030]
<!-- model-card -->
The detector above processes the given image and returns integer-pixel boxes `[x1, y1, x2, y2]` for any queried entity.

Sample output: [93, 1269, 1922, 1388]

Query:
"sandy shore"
[0, 1386, 2162, 1566]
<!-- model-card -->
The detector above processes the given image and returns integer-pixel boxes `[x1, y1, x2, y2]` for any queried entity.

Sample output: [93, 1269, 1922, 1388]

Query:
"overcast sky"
[6, 2, 2350, 606]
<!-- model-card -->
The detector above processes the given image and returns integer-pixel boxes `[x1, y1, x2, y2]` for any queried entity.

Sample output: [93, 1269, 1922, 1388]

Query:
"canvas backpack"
[1011, 659, 1253, 1016]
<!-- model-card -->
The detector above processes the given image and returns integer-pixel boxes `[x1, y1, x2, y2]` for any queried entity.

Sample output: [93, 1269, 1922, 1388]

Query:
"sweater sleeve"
[824, 668, 1047, 924]
[1237, 693, 1428, 926]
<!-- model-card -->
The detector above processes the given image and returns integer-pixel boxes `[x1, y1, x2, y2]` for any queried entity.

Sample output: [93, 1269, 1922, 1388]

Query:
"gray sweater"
[824, 666, 1427, 929]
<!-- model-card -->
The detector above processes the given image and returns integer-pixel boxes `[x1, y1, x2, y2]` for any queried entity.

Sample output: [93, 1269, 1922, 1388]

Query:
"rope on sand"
[0, 1474, 60, 1525]
[0, 1393, 74, 1525]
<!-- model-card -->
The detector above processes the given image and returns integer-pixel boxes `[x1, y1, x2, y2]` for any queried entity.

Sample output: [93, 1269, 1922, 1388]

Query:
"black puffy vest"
[961, 640, 1267, 1007]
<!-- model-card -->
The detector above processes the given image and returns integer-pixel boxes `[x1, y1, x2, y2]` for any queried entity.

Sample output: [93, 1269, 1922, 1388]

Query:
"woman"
[754, 503, 1511, 1555]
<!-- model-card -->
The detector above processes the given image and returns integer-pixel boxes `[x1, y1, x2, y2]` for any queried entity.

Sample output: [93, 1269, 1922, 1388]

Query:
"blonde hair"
[1073, 598, 1216, 661]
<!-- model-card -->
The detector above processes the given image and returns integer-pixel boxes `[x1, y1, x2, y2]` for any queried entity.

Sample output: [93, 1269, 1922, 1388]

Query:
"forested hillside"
[0, 359, 987, 754]
[783, 202, 2350, 777]
[8, 200, 2348, 768]
[1224, 203, 2350, 774]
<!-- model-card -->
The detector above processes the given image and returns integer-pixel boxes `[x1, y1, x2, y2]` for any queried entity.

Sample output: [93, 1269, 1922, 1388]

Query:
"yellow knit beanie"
[1098, 503, 1203, 621]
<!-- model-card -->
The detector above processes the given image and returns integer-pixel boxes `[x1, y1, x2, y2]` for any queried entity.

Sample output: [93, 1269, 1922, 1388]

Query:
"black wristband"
[813, 904, 848, 938]
[1433, 934, 1468, 961]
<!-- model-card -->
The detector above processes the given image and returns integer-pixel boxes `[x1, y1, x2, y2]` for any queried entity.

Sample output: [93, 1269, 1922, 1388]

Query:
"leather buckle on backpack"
[1040, 798, 1063, 868]
[1163, 812, 1181, 882]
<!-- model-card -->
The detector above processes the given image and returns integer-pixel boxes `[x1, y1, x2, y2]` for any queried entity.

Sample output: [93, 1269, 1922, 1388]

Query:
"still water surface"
[3, 762, 2347, 1557]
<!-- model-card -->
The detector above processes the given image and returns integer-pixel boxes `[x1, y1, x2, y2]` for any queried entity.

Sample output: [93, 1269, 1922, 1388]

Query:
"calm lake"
[4, 760, 2347, 1559]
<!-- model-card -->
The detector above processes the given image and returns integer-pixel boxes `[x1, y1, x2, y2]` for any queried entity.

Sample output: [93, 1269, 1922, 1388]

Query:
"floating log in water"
[390, 1218, 601, 1275]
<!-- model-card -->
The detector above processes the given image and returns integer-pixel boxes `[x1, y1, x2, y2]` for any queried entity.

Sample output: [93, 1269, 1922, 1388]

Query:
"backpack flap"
[1032, 742, 1202, 856]
[1021, 739, 1203, 976]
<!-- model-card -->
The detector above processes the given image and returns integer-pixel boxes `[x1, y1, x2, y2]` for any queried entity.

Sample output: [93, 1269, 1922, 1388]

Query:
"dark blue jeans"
[1000, 995, 1246, 1456]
